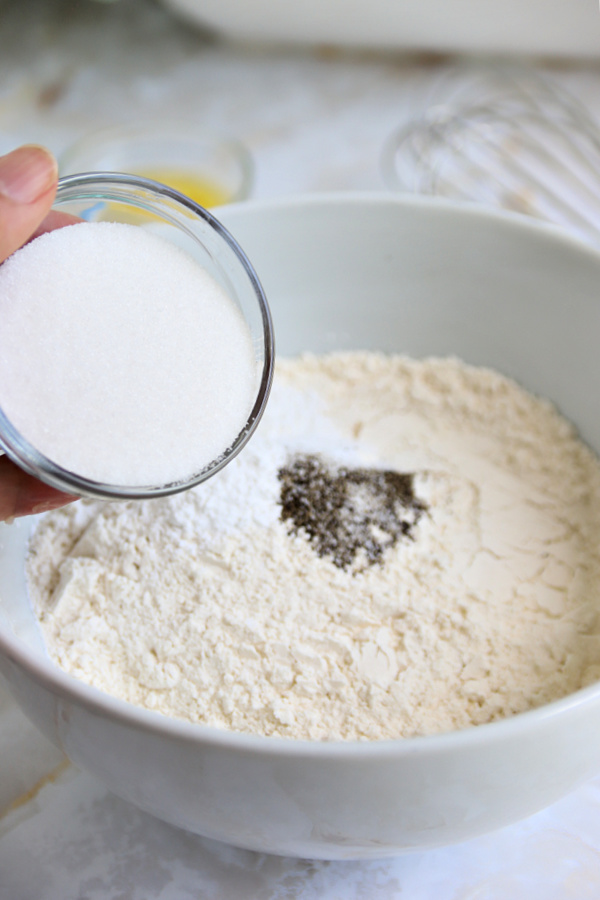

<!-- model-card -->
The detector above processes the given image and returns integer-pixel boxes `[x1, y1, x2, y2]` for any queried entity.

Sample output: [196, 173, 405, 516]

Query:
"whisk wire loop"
[382, 67, 600, 247]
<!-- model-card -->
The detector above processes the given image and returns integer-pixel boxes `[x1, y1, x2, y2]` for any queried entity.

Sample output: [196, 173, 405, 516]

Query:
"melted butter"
[136, 168, 232, 208]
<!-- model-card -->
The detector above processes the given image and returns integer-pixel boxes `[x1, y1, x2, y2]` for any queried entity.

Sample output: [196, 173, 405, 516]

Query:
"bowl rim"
[217, 188, 600, 261]
[3, 190, 600, 759]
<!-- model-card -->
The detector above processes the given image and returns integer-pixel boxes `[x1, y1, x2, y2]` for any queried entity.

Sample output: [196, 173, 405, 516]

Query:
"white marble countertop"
[2, 0, 600, 896]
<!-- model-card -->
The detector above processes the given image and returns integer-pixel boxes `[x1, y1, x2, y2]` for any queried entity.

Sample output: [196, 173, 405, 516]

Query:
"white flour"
[27, 353, 600, 740]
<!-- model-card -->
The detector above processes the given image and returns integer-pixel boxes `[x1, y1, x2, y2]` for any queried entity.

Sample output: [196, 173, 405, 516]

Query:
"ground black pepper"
[278, 453, 427, 571]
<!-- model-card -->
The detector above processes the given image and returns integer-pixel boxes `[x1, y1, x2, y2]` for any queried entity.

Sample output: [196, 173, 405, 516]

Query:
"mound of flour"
[27, 353, 600, 740]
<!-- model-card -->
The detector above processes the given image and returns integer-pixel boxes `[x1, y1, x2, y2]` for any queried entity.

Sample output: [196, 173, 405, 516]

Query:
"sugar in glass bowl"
[0, 173, 274, 500]
[2, 194, 600, 859]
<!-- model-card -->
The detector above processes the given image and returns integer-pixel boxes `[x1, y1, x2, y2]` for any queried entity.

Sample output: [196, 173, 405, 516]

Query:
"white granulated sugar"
[0, 222, 256, 486]
[28, 353, 600, 741]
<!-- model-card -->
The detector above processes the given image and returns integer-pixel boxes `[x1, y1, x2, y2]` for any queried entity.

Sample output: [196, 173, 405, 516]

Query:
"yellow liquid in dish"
[97, 168, 235, 224]
[137, 168, 232, 208]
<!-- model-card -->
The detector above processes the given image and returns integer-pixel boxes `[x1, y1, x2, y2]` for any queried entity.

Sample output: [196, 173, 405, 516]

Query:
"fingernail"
[0, 145, 58, 204]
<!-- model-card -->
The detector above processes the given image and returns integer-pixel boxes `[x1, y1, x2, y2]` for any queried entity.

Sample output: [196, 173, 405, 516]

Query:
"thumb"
[0, 145, 58, 263]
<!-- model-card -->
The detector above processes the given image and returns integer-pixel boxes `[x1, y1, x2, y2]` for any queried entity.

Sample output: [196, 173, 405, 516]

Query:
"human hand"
[0, 145, 77, 521]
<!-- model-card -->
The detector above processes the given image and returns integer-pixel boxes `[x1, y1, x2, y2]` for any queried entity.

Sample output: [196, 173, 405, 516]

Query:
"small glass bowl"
[0, 173, 274, 501]
[59, 124, 253, 208]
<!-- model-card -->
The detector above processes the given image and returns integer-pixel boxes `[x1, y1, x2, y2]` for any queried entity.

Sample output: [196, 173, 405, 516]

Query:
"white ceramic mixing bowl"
[2, 194, 600, 860]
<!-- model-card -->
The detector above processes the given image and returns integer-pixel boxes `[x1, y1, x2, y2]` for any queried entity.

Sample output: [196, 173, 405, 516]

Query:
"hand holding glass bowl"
[0, 145, 75, 520]
[0, 144, 273, 510]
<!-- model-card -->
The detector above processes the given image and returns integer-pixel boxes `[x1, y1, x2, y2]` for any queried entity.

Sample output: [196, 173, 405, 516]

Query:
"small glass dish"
[59, 124, 253, 208]
[0, 173, 274, 501]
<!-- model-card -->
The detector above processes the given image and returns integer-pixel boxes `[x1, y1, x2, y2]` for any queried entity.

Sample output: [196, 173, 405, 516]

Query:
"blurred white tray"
[162, 0, 600, 58]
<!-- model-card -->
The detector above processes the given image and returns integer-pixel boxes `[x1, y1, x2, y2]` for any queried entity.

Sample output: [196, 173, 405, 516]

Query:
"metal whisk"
[382, 67, 600, 248]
